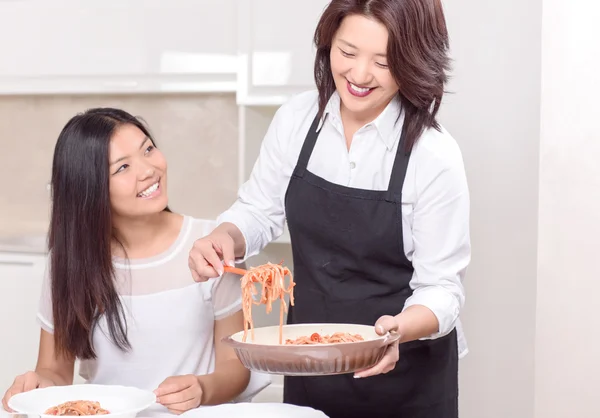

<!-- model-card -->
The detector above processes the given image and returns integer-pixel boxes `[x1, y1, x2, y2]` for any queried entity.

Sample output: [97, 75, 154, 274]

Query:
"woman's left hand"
[353, 315, 401, 379]
[154, 374, 204, 414]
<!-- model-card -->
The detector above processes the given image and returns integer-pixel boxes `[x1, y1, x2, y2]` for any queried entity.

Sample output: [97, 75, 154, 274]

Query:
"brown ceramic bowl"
[222, 323, 401, 376]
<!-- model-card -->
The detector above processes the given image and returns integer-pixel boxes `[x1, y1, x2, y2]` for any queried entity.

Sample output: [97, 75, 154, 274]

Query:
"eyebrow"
[339, 39, 387, 58]
[110, 136, 150, 165]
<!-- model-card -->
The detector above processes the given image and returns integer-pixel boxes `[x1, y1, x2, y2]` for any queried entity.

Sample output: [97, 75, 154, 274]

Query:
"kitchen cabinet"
[236, 0, 330, 105]
[0, 0, 330, 99]
[0, 0, 238, 94]
[0, 252, 46, 392]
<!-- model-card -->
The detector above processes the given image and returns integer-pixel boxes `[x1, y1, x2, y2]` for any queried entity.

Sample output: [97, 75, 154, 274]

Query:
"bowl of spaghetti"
[8, 384, 156, 418]
[221, 262, 401, 376]
[223, 322, 401, 376]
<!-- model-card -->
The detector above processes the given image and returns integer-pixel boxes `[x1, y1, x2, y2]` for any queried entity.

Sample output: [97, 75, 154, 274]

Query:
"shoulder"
[271, 90, 319, 130]
[260, 90, 320, 157]
[186, 216, 219, 238]
[280, 89, 319, 114]
[407, 124, 469, 197]
[412, 124, 466, 173]
[174, 216, 218, 251]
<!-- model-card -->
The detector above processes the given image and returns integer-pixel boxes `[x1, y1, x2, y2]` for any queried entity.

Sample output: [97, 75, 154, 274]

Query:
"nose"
[138, 161, 155, 180]
[350, 58, 372, 85]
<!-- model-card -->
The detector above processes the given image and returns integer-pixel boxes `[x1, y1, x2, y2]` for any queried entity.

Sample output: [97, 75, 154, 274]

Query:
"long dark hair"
[314, 0, 451, 152]
[49, 108, 159, 360]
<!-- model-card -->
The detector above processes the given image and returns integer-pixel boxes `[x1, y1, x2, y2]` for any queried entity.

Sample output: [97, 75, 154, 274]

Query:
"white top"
[218, 90, 471, 357]
[37, 216, 271, 409]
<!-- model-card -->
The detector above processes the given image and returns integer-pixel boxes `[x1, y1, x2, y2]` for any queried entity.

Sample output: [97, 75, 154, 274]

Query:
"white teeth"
[350, 82, 371, 93]
[138, 182, 158, 197]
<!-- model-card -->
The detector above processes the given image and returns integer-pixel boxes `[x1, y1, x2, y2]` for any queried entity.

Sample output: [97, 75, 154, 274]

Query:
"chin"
[132, 198, 170, 218]
[340, 96, 377, 116]
[342, 95, 396, 122]
[153, 197, 170, 212]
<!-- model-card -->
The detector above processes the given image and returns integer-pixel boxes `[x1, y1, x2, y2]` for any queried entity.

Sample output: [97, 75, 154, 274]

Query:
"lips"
[347, 80, 375, 97]
[137, 180, 160, 198]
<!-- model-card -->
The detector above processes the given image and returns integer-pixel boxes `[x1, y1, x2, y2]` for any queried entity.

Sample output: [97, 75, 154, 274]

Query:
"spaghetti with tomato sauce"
[285, 332, 365, 345]
[44, 400, 109, 416]
[224, 262, 295, 345]
[223, 263, 366, 346]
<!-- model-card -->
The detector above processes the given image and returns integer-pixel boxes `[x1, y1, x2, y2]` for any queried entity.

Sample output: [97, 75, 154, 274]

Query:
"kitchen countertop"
[0, 235, 48, 255]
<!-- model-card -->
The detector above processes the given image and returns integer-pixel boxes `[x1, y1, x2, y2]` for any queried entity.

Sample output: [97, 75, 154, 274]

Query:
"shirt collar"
[317, 92, 340, 131]
[317, 91, 404, 151]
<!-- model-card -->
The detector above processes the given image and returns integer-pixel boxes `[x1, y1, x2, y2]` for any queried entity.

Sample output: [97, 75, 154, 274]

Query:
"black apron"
[282, 115, 459, 418]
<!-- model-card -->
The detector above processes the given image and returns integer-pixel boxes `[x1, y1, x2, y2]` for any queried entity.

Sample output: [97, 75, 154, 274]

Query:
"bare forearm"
[198, 360, 250, 405]
[394, 305, 440, 343]
[215, 223, 246, 260]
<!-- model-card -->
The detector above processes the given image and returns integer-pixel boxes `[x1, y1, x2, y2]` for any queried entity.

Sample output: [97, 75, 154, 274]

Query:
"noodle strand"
[225, 262, 295, 344]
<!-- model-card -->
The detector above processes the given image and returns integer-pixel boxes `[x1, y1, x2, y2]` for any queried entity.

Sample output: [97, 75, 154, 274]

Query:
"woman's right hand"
[189, 229, 237, 282]
[2, 371, 55, 411]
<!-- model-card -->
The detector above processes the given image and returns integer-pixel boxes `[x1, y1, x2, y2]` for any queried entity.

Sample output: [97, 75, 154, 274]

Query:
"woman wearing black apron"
[189, 1, 470, 417]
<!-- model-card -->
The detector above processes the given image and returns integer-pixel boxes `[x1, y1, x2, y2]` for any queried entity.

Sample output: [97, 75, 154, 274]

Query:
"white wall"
[535, 2, 600, 418]
[443, 0, 600, 416]
[440, 0, 542, 417]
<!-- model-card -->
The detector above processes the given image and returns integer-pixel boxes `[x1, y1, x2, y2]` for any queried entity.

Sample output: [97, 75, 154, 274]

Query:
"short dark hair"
[313, 0, 451, 152]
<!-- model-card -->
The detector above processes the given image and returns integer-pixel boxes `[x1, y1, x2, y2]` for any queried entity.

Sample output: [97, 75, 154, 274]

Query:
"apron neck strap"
[294, 113, 322, 177]
[386, 124, 412, 200]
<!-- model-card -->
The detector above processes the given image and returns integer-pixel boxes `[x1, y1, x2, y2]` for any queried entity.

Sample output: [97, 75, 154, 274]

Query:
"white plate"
[182, 403, 328, 418]
[8, 384, 156, 418]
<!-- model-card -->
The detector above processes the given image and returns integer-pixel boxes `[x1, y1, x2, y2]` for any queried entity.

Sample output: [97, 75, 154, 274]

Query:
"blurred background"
[0, 1, 598, 417]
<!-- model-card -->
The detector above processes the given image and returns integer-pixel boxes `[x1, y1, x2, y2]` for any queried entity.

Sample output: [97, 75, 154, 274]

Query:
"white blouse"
[218, 90, 471, 357]
[37, 216, 270, 408]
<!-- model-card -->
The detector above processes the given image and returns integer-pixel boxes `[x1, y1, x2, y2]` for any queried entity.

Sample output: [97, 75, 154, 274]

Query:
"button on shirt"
[218, 90, 471, 357]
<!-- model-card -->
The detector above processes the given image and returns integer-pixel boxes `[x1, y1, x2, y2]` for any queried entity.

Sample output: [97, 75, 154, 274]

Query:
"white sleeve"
[217, 103, 293, 260]
[402, 141, 471, 339]
[212, 272, 243, 320]
[36, 256, 54, 333]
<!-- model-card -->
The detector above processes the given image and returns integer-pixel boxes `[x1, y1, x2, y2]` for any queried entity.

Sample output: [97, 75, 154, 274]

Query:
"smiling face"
[330, 14, 400, 123]
[108, 123, 168, 219]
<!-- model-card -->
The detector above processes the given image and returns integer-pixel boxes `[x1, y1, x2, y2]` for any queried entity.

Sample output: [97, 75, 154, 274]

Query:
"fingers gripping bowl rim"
[223, 323, 401, 376]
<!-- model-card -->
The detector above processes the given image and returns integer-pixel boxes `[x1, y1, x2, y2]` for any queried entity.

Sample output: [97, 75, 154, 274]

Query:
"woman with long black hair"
[1, 108, 269, 415]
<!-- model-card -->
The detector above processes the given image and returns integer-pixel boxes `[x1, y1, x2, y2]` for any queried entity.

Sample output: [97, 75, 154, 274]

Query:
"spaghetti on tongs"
[224, 262, 295, 344]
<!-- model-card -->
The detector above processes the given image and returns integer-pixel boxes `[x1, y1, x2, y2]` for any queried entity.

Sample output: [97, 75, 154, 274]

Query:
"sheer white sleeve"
[212, 272, 243, 320]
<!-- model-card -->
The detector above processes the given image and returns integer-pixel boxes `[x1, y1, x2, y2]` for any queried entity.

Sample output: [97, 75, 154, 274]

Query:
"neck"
[340, 99, 391, 149]
[340, 106, 378, 129]
[111, 210, 180, 258]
